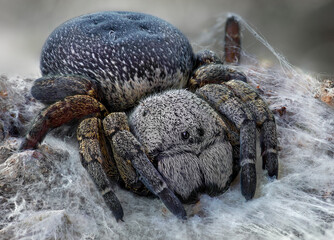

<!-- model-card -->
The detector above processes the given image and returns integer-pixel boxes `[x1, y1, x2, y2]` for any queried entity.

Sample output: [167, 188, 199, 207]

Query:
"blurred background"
[1, 0, 334, 77]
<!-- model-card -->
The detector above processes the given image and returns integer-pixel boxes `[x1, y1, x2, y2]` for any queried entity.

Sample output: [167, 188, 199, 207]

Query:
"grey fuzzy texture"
[196, 83, 253, 128]
[111, 130, 168, 194]
[40, 11, 194, 111]
[129, 90, 233, 201]
[110, 129, 187, 218]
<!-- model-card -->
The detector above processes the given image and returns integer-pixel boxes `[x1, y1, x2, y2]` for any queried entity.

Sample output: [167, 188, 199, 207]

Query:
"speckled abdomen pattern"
[40, 11, 195, 110]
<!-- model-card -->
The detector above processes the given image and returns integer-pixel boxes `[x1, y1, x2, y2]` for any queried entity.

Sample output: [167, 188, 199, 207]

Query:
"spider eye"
[181, 131, 190, 140]
[197, 128, 204, 136]
[142, 110, 148, 117]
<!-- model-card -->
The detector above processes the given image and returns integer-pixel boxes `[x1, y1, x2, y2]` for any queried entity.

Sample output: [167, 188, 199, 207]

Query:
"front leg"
[103, 113, 187, 219]
[196, 81, 279, 199]
[196, 84, 257, 200]
[225, 80, 278, 177]
[77, 117, 124, 221]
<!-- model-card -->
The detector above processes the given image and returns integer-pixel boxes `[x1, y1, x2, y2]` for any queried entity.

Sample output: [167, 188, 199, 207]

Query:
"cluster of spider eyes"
[140, 108, 204, 141]
[181, 128, 204, 140]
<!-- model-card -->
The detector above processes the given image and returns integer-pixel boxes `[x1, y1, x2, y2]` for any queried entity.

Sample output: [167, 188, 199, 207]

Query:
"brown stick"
[224, 15, 241, 65]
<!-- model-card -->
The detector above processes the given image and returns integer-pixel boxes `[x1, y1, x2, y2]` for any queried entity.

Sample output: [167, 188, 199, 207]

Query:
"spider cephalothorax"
[20, 11, 278, 221]
[129, 89, 235, 202]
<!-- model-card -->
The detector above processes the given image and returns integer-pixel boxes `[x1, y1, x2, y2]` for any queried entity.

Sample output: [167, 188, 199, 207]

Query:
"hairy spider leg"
[225, 80, 278, 177]
[77, 117, 124, 221]
[103, 113, 187, 219]
[31, 75, 100, 104]
[77, 117, 119, 181]
[189, 63, 247, 90]
[20, 95, 108, 150]
[196, 83, 257, 200]
[194, 49, 222, 69]
[101, 112, 150, 196]
[224, 15, 241, 64]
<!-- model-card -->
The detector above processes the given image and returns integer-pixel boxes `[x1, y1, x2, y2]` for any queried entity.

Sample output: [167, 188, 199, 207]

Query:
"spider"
[20, 11, 278, 221]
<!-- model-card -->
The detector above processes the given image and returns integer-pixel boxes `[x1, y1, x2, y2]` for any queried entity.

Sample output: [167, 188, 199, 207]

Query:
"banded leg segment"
[77, 118, 119, 181]
[240, 119, 257, 199]
[77, 117, 123, 221]
[196, 84, 257, 199]
[31, 75, 100, 104]
[102, 112, 150, 196]
[20, 95, 108, 150]
[261, 120, 279, 177]
[225, 80, 279, 178]
[103, 113, 186, 219]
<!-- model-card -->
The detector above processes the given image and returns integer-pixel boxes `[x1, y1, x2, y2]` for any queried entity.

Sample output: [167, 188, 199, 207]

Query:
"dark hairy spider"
[20, 11, 278, 221]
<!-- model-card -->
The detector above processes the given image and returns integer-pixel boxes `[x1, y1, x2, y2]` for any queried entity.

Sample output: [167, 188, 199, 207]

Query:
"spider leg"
[20, 95, 108, 150]
[260, 120, 279, 177]
[225, 80, 279, 177]
[103, 113, 187, 219]
[189, 63, 247, 90]
[194, 49, 222, 68]
[77, 117, 123, 221]
[196, 84, 257, 200]
[31, 75, 100, 104]
[100, 112, 150, 196]
[224, 14, 241, 64]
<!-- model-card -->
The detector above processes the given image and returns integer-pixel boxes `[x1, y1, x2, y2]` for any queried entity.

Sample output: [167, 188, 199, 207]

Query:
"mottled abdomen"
[40, 11, 195, 110]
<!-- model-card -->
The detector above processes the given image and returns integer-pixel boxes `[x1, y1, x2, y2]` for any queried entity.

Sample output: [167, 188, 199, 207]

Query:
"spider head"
[129, 89, 234, 202]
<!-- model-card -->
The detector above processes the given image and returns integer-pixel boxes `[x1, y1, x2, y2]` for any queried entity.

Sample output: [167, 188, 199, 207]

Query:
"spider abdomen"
[40, 11, 195, 110]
